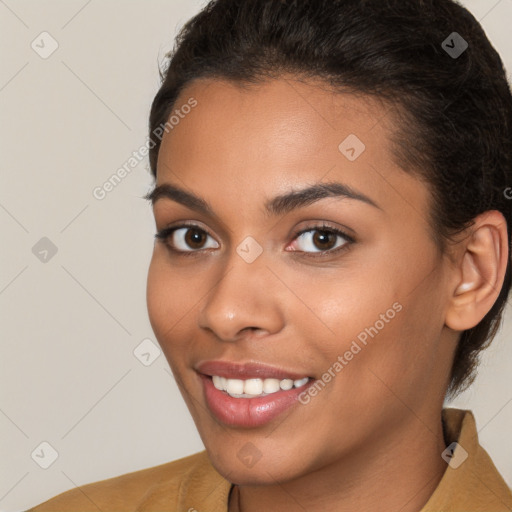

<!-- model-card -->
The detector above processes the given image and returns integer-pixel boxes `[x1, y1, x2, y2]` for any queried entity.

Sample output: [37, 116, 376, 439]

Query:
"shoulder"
[26, 451, 213, 512]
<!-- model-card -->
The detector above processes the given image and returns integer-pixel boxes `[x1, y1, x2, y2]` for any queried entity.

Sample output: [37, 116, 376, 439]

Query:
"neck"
[229, 410, 447, 512]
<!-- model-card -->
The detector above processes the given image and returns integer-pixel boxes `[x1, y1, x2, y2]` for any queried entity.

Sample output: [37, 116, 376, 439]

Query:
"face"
[146, 76, 457, 485]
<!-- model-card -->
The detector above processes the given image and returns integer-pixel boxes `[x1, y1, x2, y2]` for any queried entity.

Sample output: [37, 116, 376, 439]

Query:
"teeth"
[263, 378, 280, 394]
[212, 375, 223, 390]
[280, 379, 293, 390]
[211, 375, 310, 398]
[226, 379, 244, 396]
[294, 377, 309, 388]
[244, 378, 263, 395]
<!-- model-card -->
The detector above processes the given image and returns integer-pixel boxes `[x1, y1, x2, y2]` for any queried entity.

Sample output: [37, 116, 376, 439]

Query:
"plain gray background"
[1, 1, 511, 510]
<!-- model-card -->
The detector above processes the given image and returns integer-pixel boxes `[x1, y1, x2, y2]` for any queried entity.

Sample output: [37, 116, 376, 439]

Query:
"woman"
[28, 0, 512, 510]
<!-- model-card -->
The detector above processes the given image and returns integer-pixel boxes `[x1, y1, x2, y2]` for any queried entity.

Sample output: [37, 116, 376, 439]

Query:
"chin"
[204, 443, 308, 486]
[211, 457, 294, 486]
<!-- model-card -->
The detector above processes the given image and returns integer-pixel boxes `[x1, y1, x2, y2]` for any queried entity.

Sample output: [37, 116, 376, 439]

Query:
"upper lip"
[196, 360, 310, 380]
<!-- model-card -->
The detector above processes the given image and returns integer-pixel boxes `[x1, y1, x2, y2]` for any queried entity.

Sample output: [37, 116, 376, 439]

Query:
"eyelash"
[154, 222, 355, 259]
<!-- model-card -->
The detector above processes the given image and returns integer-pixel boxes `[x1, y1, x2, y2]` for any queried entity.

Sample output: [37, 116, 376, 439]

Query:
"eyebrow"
[144, 181, 381, 216]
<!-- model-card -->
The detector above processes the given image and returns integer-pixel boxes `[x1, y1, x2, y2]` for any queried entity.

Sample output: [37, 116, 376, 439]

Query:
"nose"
[197, 249, 286, 342]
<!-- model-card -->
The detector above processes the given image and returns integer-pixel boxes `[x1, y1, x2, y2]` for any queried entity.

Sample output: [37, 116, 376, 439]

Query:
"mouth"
[210, 375, 310, 398]
[195, 360, 316, 427]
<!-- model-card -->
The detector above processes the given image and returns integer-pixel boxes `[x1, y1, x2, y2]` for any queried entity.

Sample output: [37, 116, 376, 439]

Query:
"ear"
[445, 210, 509, 331]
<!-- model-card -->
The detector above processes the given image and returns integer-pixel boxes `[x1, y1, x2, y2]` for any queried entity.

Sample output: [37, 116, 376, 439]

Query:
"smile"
[195, 360, 316, 427]
[212, 375, 310, 397]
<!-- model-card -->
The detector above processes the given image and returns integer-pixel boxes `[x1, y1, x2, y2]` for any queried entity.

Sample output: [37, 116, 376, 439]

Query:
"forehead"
[160, 76, 393, 165]
[156, 76, 430, 224]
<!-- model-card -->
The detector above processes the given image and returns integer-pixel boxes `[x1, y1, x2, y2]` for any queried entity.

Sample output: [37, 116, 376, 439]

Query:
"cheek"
[326, 288, 444, 410]
[300, 262, 398, 351]
[310, 292, 407, 398]
[147, 255, 169, 334]
[302, 248, 439, 388]
[146, 252, 196, 355]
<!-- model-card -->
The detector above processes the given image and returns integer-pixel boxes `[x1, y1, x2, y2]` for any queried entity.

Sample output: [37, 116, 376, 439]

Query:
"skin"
[146, 76, 508, 512]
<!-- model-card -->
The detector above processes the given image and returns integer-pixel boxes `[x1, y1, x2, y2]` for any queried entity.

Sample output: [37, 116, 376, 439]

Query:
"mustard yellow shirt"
[27, 408, 512, 511]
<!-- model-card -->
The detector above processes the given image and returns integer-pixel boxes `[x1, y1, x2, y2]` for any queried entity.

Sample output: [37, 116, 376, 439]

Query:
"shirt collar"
[137, 408, 512, 511]
[421, 408, 512, 511]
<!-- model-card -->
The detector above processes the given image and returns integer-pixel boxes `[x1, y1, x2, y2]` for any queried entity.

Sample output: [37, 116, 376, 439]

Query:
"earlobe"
[445, 212, 508, 332]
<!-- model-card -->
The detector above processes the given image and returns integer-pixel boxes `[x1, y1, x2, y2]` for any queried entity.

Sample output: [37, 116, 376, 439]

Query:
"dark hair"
[148, 0, 512, 397]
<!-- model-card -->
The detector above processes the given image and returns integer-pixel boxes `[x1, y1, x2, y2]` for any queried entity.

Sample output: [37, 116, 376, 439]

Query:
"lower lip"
[200, 374, 313, 428]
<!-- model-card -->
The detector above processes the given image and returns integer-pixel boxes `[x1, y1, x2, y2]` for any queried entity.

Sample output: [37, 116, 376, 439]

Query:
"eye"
[155, 222, 353, 257]
[155, 224, 219, 253]
[287, 224, 353, 256]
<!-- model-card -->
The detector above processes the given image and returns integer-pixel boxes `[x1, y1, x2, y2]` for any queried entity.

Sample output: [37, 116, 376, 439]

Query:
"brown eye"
[311, 230, 338, 251]
[156, 225, 220, 252]
[290, 226, 351, 255]
[184, 228, 208, 249]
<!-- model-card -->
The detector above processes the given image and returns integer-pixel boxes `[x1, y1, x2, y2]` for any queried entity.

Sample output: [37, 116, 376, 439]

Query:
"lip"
[196, 360, 315, 427]
[199, 373, 314, 428]
[196, 360, 311, 380]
